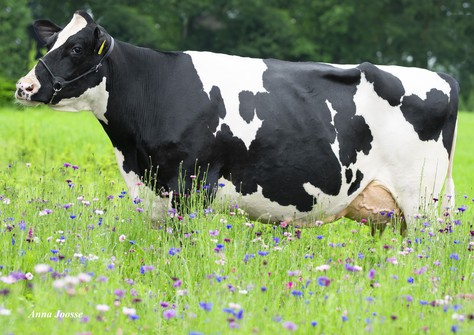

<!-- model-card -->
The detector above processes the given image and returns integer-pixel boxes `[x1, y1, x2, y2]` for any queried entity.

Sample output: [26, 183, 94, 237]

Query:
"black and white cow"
[16, 11, 459, 233]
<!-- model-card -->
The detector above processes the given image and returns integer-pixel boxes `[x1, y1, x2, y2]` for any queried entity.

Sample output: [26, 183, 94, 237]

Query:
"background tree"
[1, 0, 473, 108]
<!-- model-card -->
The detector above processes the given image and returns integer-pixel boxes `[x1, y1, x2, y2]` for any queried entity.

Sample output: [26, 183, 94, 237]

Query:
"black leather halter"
[38, 37, 115, 104]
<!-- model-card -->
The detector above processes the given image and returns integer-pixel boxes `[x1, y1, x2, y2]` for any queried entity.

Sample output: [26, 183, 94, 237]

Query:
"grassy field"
[0, 106, 473, 335]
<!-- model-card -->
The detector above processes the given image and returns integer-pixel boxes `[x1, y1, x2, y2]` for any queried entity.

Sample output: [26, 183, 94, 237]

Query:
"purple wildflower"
[168, 247, 180, 256]
[114, 289, 126, 298]
[163, 309, 176, 319]
[283, 321, 298, 331]
[199, 302, 213, 312]
[317, 276, 331, 287]
[368, 268, 375, 280]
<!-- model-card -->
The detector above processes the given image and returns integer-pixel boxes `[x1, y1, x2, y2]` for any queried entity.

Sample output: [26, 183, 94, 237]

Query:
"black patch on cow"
[239, 91, 256, 123]
[348, 169, 364, 196]
[345, 168, 353, 184]
[335, 114, 373, 167]
[437, 72, 459, 155]
[208, 86, 226, 132]
[400, 88, 450, 142]
[358, 62, 405, 107]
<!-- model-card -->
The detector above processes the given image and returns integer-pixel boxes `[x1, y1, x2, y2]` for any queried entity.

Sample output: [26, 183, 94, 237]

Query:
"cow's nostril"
[25, 85, 34, 92]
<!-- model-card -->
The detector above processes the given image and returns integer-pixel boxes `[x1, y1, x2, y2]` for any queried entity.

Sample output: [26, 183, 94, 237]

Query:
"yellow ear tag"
[98, 40, 106, 55]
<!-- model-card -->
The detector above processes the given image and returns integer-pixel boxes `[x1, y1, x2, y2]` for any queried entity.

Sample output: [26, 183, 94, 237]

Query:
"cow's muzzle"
[15, 76, 40, 102]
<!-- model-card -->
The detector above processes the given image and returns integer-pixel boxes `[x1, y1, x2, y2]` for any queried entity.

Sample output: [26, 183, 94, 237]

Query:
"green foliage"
[3, 1, 474, 108]
[0, 0, 32, 79]
[0, 77, 16, 105]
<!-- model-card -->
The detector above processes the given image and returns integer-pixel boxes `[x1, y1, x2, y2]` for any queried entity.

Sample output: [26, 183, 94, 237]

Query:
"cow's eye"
[71, 46, 82, 54]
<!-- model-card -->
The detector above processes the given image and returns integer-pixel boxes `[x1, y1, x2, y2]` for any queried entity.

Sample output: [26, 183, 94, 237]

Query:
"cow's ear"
[94, 26, 107, 54]
[33, 20, 62, 45]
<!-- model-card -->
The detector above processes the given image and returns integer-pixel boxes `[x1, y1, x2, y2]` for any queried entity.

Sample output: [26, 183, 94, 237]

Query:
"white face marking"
[185, 51, 268, 149]
[51, 77, 109, 122]
[50, 14, 88, 52]
[16, 13, 88, 106]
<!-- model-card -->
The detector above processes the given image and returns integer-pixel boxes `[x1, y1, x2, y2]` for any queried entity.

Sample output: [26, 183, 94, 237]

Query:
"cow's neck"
[96, 41, 197, 191]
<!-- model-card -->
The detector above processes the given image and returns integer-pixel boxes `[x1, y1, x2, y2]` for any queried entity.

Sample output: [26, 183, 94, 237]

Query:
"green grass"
[0, 106, 473, 335]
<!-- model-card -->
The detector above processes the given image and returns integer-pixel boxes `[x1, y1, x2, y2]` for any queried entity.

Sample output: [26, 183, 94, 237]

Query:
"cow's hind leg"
[339, 181, 405, 236]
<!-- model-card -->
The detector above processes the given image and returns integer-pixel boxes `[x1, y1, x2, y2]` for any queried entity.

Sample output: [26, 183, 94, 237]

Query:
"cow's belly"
[215, 177, 356, 226]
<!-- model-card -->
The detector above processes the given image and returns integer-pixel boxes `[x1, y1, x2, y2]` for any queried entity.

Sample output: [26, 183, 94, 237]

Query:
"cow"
[16, 11, 459, 235]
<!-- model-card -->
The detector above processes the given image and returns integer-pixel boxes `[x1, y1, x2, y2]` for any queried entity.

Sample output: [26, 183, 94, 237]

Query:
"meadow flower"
[39, 209, 53, 216]
[283, 321, 298, 331]
[168, 247, 180, 256]
[414, 266, 428, 275]
[209, 229, 219, 236]
[24, 272, 33, 281]
[199, 302, 213, 312]
[407, 277, 415, 284]
[315, 264, 330, 271]
[76, 273, 92, 283]
[258, 251, 269, 256]
[368, 268, 375, 280]
[291, 290, 303, 297]
[387, 257, 398, 265]
[163, 309, 176, 319]
[34, 264, 51, 274]
[122, 307, 136, 316]
[450, 254, 459, 260]
[243, 254, 255, 263]
[317, 276, 331, 287]
[114, 289, 126, 298]
[140, 265, 154, 274]
[344, 264, 362, 272]
[96, 304, 110, 312]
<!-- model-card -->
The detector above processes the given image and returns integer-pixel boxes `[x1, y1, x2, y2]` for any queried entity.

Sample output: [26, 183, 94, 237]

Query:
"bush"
[0, 77, 16, 106]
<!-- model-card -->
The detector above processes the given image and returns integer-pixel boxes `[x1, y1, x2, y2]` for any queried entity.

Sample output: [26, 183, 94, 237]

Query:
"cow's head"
[15, 10, 113, 111]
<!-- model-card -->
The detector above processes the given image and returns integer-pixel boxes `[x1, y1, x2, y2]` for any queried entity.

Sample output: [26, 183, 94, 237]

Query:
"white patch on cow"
[325, 99, 340, 154]
[114, 148, 142, 199]
[379, 65, 452, 100]
[51, 78, 109, 122]
[215, 177, 308, 223]
[113, 148, 171, 219]
[50, 14, 88, 52]
[185, 51, 268, 148]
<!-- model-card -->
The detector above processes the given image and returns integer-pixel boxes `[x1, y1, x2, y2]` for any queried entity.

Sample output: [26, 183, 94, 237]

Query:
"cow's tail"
[442, 120, 457, 211]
